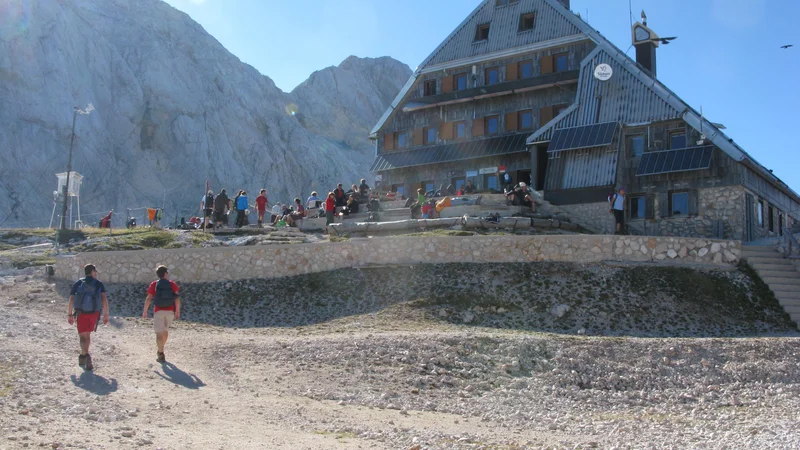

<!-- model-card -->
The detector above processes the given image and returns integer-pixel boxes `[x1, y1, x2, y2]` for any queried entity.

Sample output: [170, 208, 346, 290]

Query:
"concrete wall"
[56, 235, 741, 284]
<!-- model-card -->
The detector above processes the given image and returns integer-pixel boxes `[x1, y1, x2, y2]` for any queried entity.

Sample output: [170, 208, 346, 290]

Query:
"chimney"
[631, 14, 659, 77]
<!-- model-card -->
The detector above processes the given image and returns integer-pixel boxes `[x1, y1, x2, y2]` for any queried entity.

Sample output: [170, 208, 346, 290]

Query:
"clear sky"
[164, 0, 800, 194]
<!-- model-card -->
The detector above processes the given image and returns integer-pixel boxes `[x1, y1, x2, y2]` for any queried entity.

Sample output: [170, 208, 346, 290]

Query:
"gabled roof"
[418, 0, 582, 70]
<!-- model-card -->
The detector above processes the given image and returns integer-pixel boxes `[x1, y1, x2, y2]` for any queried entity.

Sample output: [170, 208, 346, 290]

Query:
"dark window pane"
[486, 68, 498, 85]
[630, 196, 646, 219]
[424, 80, 436, 96]
[425, 182, 435, 193]
[758, 202, 764, 226]
[556, 54, 568, 72]
[520, 111, 532, 129]
[631, 136, 644, 157]
[397, 133, 406, 148]
[520, 13, 535, 31]
[456, 122, 466, 138]
[486, 175, 498, 190]
[487, 116, 499, 134]
[393, 185, 404, 196]
[670, 132, 686, 149]
[426, 127, 436, 144]
[456, 74, 467, 91]
[454, 179, 465, 191]
[671, 192, 689, 216]
[519, 61, 533, 78]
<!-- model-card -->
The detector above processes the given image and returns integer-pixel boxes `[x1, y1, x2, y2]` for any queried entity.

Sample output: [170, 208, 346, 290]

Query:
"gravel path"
[1, 271, 799, 449]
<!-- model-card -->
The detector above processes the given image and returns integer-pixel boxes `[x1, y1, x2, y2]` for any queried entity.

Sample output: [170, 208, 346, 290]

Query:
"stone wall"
[56, 235, 741, 284]
[653, 186, 745, 239]
[556, 202, 615, 234]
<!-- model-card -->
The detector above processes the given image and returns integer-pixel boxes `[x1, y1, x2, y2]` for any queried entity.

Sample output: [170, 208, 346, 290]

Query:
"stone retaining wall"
[55, 235, 741, 284]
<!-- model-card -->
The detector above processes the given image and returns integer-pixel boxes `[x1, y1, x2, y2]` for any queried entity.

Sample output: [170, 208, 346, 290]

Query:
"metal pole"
[60, 109, 78, 230]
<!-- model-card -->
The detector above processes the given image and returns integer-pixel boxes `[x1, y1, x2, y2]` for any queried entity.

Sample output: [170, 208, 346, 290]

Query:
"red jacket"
[325, 197, 335, 212]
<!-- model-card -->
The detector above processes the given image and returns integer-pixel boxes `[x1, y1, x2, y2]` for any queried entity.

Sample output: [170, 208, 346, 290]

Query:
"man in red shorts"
[67, 264, 109, 371]
[255, 189, 269, 227]
[142, 265, 181, 363]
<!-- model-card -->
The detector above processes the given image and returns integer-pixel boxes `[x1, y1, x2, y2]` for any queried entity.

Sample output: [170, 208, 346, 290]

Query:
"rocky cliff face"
[0, 0, 410, 227]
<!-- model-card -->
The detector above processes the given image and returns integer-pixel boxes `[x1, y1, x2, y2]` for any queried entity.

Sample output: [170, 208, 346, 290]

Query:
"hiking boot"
[78, 354, 87, 368]
[84, 355, 94, 371]
[156, 352, 166, 363]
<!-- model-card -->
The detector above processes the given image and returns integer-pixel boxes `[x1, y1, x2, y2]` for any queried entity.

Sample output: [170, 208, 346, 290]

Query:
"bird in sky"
[660, 37, 677, 45]
[780, 44, 794, 49]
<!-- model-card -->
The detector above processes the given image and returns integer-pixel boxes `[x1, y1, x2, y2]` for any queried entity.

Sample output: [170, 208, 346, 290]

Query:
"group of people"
[68, 263, 180, 370]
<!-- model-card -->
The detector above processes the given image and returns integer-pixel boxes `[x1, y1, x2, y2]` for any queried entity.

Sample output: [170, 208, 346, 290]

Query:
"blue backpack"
[75, 278, 101, 313]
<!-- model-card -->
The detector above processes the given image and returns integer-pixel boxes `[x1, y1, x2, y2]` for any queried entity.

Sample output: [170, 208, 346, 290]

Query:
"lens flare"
[0, 0, 31, 39]
[284, 103, 299, 117]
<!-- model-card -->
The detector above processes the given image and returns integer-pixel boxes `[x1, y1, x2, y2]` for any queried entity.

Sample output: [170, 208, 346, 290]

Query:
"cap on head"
[156, 265, 168, 279]
[519, 182, 527, 187]
[84, 264, 96, 276]
[260, 189, 266, 194]
[311, 191, 317, 196]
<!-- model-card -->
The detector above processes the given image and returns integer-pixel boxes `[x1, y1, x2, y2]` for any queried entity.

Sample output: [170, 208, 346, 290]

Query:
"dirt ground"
[1, 271, 799, 449]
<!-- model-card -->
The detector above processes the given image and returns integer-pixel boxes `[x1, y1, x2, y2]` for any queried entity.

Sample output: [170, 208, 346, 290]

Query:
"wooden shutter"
[541, 55, 554, 74]
[688, 190, 698, 216]
[539, 106, 553, 126]
[442, 75, 454, 93]
[645, 196, 655, 220]
[383, 133, 394, 151]
[472, 118, 485, 137]
[505, 112, 518, 132]
[412, 128, 423, 146]
[440, 122, 453, 140]
[658, 192, 670, 218]
[506, 62, 518, 82]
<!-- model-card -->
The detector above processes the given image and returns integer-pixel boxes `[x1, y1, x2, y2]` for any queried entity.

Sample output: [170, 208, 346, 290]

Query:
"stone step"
[761, 276, 800, 285]
[776, 290, 800, 300]
[746, 256, 795, 265]
[783, 305, 800, 315]
[741, 250, 781, 258]
[757, 270, 800, 279]
[769, 283, 800, 294]
[751, 263, 799, 272]
[742, 244, 777, 251]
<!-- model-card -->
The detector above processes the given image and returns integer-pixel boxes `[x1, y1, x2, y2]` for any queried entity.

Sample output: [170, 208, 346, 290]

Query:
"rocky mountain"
[0, 0, 410, 228]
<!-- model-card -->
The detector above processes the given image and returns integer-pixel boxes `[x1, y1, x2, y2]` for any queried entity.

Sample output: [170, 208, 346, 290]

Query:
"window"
[455, 121, 467, 139]
[484, 174, 498, 191]
[671, 192, 689, 216]
[453, 178, 466, 192]
[768, 205, 774, 232]
[553, 103, 569, 115]
[779, 213, 784, 236]
[423, 126, 436, 145]
[519, 60, 533, 79]
[519, 13, 535, 31]
[495, 0, 518, 6]
[475, 24, 490, 41]
[630, 196, 646, 219]
[629, 135, 645, 157]
[485, 67, 499, 85]
[423, 181, 435, 194]
[669, 130, 686, 149]
[392, 184, 405, 197]
[455, 73, 468, 91]
[758, 201, 764, 227]
[395, 132, 407, 149]
[486, 115, 499, 135]
[554, 53, 568, 72]
[519, 110, 533, 130]
[423, 79, 437, 96]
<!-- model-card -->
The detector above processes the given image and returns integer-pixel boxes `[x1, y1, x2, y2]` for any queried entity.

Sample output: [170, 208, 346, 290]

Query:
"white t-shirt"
[306, 196, 320, 209]
[612, 193, 625, 211]
[271, 204, 282, 215]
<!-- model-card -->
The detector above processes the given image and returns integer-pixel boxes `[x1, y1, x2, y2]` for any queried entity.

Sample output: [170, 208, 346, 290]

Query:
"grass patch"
[8, 255, 56, 269]
[71, 230, 179, 252]
[405, 229, 475, 237]
[329, 234, 350, 242]
[0, 363, 14, 397]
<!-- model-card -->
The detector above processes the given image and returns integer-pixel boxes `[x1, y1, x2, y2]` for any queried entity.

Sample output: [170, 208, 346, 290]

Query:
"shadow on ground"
[57, 262, 798, 338]
[154, 362, 205, 389]
[70, 371, 118, 395]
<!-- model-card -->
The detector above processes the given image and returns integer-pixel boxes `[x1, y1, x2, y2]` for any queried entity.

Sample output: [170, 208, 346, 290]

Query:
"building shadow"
[70, 371, 118, 396]
[154, 362, 205, 389]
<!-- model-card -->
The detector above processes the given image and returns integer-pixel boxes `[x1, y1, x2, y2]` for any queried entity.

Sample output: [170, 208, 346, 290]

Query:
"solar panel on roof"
[636, 146, 714, 176]
[368, 134, 530, 172]
[547, 122, 619, 152]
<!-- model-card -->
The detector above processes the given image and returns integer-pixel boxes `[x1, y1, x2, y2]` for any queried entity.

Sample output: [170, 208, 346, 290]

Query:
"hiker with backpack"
[201, 190, 214, 229]
[142, 265, 181, 363]
[609, 187, 626, 235]
[67, 264, 109, 371]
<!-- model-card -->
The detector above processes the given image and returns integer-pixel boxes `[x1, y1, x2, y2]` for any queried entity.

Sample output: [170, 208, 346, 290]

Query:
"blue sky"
[164, 0, 800, 193]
